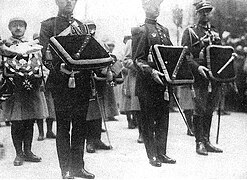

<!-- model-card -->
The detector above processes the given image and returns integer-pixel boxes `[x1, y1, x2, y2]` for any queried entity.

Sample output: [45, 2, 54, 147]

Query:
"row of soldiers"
[122, 0, 227, 168]
[0, 0, 232, 179]
[0, 0, 120, 179]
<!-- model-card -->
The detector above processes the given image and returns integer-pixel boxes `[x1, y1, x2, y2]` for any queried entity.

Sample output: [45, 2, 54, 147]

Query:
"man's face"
[107, 44, 115, 53]
[197, 9, 212, 25]
[56, 0, 77, 14]
[144, 5, 161, 20]
[88, 24, 96, 36]
[9, 21, 26, 38]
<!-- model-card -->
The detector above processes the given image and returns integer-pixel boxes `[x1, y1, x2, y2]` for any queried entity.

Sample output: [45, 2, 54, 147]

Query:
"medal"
[151, 33, 157, 37]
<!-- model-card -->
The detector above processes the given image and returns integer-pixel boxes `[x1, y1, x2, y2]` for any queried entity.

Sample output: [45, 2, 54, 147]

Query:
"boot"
[184, 110, 194, 136]
[205, 141, 223, 153]
[37, 119, 44, 141]
[23, 121, 42, 162]
[46, 118, 56, 139]
[86, 143, 96, 153]
[86, 120, 97, 153]
[196, 142, 208, 155]
[137, 133, 144, 143]
[13, 153, 25, 166]
[203, 115, 223, 153]
[126, 112, 135, 129]
[72, 168, 95, 179]
[193, 115, 208, 155]
[95, 140, 112, 150]
[132, 111, 138, 127]
[94, 119, 111, 150]
[136, 112, 143, 143]
[11, 121, 25, 166]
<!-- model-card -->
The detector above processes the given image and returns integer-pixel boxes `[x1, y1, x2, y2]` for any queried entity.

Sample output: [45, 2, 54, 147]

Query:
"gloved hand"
[198, 65, 209, 79]
[151, 69, 165, 85]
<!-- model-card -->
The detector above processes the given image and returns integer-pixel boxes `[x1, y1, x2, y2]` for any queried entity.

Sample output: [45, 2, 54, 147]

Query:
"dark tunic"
[39, 14, 91, 173]
[132, 18, 173, 159]
[39, 15, 91, 112]
[181, 24, 222, 116]
[181, 23, 222, 143]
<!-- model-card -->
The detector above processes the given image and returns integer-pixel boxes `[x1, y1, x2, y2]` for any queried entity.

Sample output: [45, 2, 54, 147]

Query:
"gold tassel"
[191, 85, 196, 98]
[91, 87, 96, 97]
[45, 45, 53, 61]
[106, 67, 113, 82]
[164, 87, 169, 101]
[208, 81, 212, 92]
[199, 48, 204, 60]
[148, 51, 153, 62]
[68, 72, 76, 88]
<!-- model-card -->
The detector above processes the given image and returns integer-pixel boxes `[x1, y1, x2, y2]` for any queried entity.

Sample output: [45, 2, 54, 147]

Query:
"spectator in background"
[178, 85, 195, 136]
[84, 21, 112, 153]
[33, 33, 56, 141]
[222, 30, 245, 112]
[101, 37, 120, 122]
[120, 35, 143, 143]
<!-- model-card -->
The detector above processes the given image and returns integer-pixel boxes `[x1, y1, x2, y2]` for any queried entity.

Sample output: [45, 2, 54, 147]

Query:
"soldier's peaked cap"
[8, 17, 27, 29]
[194, 0, 213, 13]
[142, 0, 164, 9]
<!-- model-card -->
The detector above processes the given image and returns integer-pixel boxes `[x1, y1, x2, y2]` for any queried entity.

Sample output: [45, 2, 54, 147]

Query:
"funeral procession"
[0, 0, 247, 179]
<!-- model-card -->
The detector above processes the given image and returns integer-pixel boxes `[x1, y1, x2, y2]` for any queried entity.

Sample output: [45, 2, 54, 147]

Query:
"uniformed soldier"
[0, 34, 21, 162]
[39, 0, 95, 179]
[2, 17, 46, 166]
[132, 0, 176, 167]
[33, 33, 56, 141]
[84, 21, 112, 153]
[101, 37, 120, 122]
[181, 0, 223, 155]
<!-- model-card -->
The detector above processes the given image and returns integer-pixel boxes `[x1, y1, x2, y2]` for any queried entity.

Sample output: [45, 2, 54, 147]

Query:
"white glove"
[198, 66, 209, 79]
[151, 69, 165, 85]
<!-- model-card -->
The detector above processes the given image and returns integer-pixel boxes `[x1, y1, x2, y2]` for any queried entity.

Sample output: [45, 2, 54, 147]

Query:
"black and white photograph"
[0, 0, 247, 179]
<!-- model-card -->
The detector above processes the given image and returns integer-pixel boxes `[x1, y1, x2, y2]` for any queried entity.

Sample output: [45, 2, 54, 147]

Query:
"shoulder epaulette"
[41, 17, 56, 24]
[131, 25, 145, 36]
[157, 23, 169, 32]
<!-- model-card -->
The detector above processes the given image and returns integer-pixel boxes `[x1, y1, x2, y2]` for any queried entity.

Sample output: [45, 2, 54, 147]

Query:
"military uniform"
[39, 13, 92, 175]
[132, 18, 175, 165]
[181, 1, 223, 155]
[2, 17, 46, 166]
